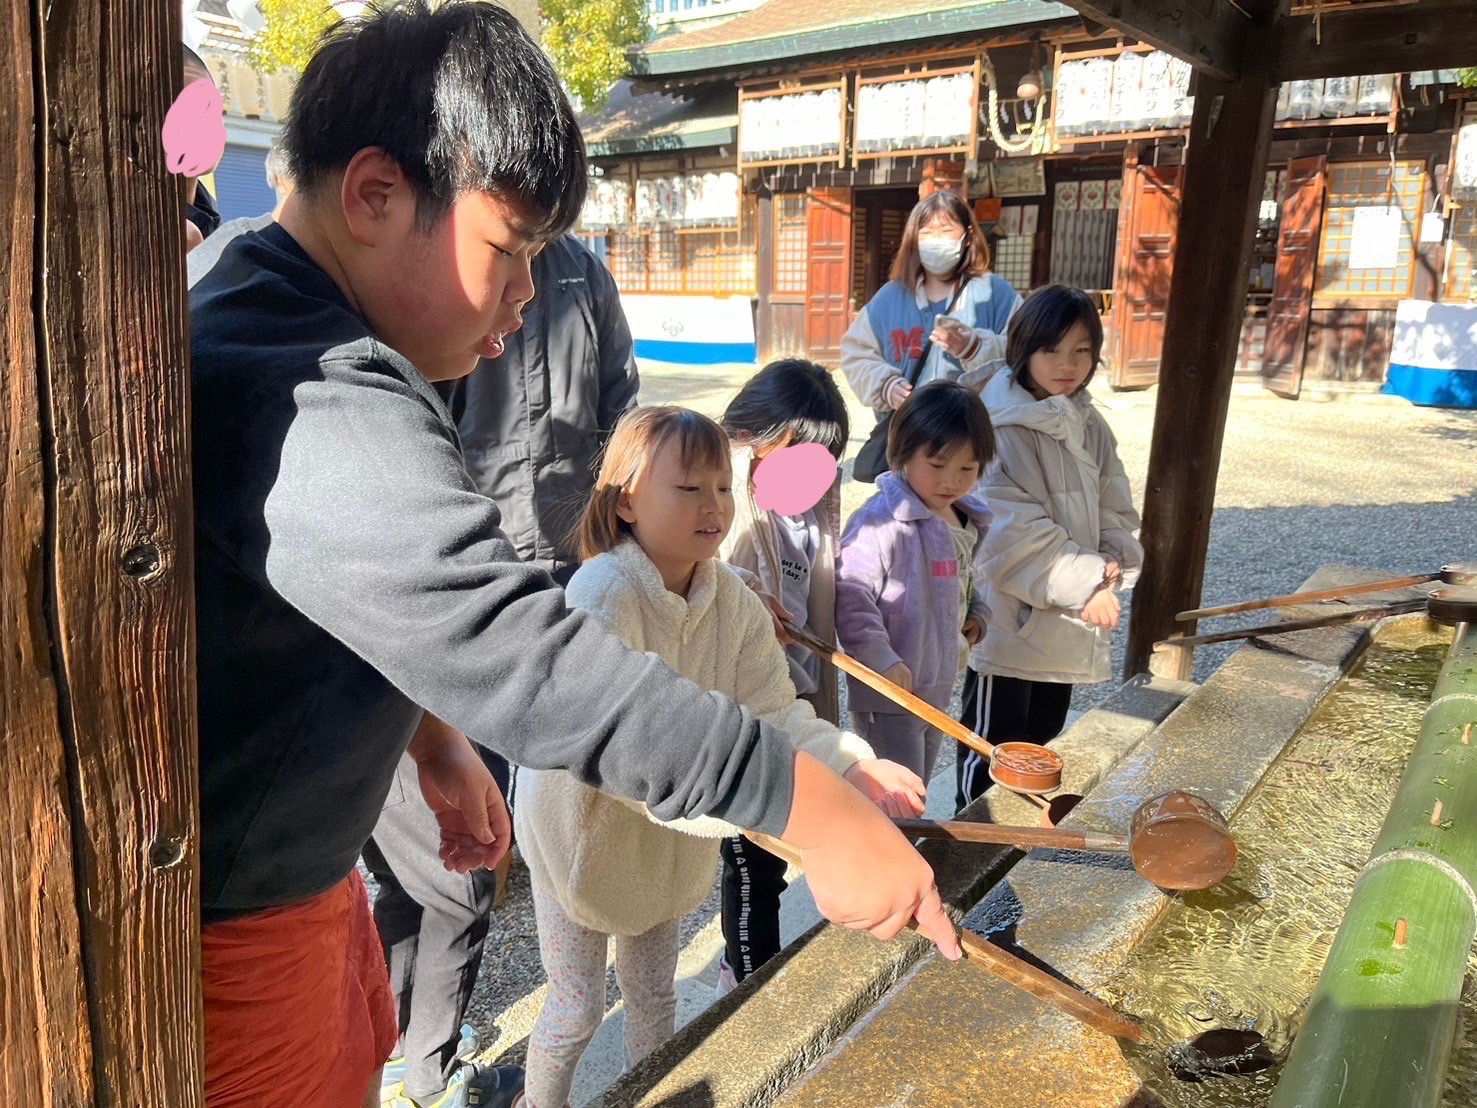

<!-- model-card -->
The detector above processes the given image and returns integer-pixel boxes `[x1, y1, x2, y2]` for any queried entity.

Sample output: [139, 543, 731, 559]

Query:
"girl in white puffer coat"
[954, 286, 1143, 812]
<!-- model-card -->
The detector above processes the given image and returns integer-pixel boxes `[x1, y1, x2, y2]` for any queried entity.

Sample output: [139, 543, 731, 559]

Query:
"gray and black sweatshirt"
[190, 224, 794, 920]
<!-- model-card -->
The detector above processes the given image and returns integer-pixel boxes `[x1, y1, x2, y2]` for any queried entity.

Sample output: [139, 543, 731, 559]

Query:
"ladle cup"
[895, 789, 1238, 891]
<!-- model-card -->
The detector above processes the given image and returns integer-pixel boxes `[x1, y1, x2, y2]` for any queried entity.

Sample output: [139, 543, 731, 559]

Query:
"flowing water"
[1102, 619, 1457, 1106]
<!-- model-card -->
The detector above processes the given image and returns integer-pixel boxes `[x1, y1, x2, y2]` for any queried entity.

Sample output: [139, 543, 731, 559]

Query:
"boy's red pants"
[202, 869, 397, 1106]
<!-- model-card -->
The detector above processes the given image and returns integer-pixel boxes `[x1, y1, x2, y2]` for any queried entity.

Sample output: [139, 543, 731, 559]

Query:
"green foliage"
[246, 0, 339, 75]
[541, 0, 648, 111]
[243, 0, 647, 109]
[1457, 68, 1477, 90]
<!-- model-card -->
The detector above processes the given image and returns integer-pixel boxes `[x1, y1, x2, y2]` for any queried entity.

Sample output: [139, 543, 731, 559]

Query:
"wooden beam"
[1063, 0, 1253, 81]
[1, 0, 96, 1100]
[1, 0, 204, 1102]
[1276, 0, 1477, 81]
[1124, 27, 1281, 680]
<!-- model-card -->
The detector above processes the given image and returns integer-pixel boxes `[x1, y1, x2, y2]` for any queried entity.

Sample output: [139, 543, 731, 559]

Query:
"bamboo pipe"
[746, 831, 1145, 1042]
[1271, 622, 1477, 1108]
[782, 622, 1056, 814]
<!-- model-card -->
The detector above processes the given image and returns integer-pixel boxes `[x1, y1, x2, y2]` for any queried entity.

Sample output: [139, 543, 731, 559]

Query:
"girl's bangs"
[655, 411, 732, 478]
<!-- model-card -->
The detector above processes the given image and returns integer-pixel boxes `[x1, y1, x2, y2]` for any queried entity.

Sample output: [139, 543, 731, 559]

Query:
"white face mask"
[918, 236, 964, 276]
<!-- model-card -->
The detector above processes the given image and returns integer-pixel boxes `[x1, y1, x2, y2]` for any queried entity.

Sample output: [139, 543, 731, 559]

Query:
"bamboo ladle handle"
[894, 818, 1129, 854]
[747, 831, 1145, 1042]
[782, 622, 1053, 814]
[1162, 599, 1427, 649]
[1175, 571, 1442, 621]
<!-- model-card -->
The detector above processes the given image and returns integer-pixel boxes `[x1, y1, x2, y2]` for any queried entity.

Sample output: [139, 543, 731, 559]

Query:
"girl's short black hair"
[281, 1, 587, 236]
[1005, 284, 1104, 393]
[721, 358, 850, 459]
[886, 380, 996, 473]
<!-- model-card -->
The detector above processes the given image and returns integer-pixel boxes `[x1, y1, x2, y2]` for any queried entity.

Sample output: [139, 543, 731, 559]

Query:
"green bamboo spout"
[1273, 624, 1477, 1108]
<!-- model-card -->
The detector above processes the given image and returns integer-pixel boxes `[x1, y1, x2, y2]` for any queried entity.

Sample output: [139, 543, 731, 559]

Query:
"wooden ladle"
[1176, 562, 1477, 622]
[746, 830, 1145, 1042]
[782, 622, 1080, 823]
[894, 789, 1238, 892]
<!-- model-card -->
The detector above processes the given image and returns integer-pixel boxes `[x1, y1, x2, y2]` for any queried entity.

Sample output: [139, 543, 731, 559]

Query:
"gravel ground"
[459, 364, 1477, 1085]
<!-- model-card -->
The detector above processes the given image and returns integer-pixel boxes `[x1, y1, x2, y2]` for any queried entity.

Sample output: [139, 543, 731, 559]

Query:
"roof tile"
[643, 0, 991, 54]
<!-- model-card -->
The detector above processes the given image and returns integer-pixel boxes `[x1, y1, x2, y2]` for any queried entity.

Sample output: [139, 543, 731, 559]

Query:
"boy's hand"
[962, 614, 985, 646]
[1080, 587, 1121, 631]
[881, 661, 913, 692]
[409, 714, 512, 873]
[779, 752, 961, 961]
[845, 759, 928, 818]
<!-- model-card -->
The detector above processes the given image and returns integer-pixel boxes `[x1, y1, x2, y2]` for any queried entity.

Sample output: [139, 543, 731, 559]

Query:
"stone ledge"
[773, 565, 1417, 1108]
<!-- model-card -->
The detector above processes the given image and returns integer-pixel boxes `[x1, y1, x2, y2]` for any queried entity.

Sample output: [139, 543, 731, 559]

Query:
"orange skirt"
[202, 869, 397, 1107]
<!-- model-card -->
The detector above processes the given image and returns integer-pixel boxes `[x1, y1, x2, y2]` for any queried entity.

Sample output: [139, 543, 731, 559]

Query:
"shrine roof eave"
[630, 0, 1076, 80]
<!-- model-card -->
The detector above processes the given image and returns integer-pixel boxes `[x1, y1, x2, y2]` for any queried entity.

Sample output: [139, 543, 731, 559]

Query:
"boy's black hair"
[886, 380, 996, 472]
[1005, 284, 1104, 393]
[182, 44, 210, 79]
[720, 358, 851, 459]
[280, 1, 587, 236]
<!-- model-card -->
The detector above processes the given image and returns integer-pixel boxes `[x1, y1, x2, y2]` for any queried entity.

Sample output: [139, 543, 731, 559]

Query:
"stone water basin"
[591, 568, 1462, 1108]
[778, 617, 1455, 1108]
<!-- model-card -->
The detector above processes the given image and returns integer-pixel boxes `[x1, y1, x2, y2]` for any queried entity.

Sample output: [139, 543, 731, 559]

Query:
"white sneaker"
[715, 956, 739, 998]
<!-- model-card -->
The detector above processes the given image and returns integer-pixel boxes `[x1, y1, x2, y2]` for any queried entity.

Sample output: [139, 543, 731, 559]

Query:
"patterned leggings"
[524, 881, 680, 1108]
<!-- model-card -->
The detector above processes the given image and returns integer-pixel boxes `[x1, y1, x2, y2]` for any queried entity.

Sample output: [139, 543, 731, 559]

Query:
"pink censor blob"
[162, 78, 226, 178]
[752, 443, 836, 516]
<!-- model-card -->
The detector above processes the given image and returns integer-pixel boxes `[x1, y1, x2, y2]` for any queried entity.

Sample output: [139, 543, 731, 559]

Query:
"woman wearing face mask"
[841, 191, 1023, 418]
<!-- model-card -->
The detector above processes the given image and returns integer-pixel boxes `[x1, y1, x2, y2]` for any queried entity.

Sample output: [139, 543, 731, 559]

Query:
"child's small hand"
[1080, 587, 1121, 631]
[755, 590, 795, 645]
[962, 614, 985, 646]
[1103, 559, 1121, 585]
[881, 661, 913, 692]
[845, 759, 928, 818]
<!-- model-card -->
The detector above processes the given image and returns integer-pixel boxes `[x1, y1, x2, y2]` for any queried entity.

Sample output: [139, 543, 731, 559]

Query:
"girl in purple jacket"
[837, 381, 996, 781]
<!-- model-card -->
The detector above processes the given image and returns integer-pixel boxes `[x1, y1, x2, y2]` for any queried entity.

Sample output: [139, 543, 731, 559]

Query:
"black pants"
[361, 748, 510, 1101]
[954, 672, 1073, 813]
[720, 835, 790, 983]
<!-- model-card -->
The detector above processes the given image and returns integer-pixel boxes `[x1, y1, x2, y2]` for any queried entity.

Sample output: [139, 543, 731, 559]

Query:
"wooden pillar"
[2, 0, 203, 1103]
[1123, 20, 1281, 681]
[755, 182, 775, 361]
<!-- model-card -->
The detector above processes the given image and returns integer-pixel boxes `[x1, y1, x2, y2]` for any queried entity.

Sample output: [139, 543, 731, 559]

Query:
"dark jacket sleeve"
[248, 353, 795, 834]
[583, 245, 640, 434]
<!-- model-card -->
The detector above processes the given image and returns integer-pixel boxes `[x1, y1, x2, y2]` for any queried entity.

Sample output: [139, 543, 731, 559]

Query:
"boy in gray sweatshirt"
[190, 6, 957, 1105]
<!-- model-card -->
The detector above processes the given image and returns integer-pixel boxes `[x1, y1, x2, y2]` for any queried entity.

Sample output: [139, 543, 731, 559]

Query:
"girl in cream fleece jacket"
[515, 406, 925, 1108]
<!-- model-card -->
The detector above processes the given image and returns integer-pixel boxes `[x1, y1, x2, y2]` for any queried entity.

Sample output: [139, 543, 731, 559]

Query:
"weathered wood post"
[2, 0, 203, 1103]
[1123, 5, 1283, 680]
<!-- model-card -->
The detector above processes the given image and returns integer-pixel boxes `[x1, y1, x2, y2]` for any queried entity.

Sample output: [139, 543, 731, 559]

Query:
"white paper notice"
[1349, 205, 1402, 269]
